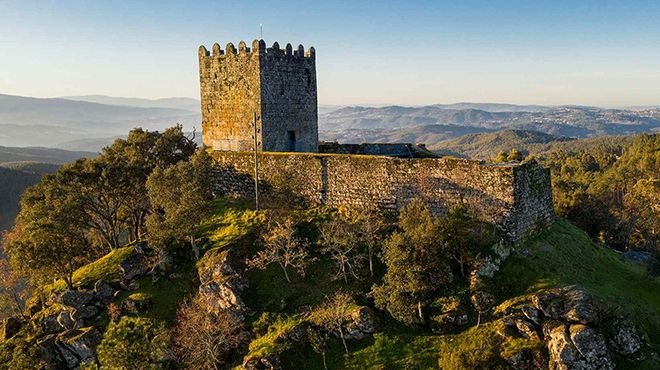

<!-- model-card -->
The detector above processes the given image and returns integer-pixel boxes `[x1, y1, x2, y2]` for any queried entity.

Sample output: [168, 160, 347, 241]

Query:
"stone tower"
[198, 39, 318, 152]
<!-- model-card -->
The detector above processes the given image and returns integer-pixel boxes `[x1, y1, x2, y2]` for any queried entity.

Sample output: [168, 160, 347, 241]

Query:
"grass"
[47, 246, 136, 292]
[197, 197, 264, 252]
[114, 264, 197, 326]
[492, 219, 660, 349]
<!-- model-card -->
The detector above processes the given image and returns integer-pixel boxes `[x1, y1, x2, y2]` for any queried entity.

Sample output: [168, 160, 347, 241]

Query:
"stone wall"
[210, 151, 554, 241]
[199, 40, 318, 152]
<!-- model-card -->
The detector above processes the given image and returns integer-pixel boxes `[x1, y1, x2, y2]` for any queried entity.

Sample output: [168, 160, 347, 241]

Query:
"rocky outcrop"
[500, 285, 651, 370]
[119, 250, 150, 282]
[0, 317, 23, 342]
[243, 353, 283, 370]
[56, 290, 94, 309]
[197, 247, 248, 319]
[344, 306, 376, 340]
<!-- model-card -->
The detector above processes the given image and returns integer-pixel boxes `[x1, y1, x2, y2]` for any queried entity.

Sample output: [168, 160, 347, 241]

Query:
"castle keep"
[199, 40, 555, 241]
[199, 40, 318, 152]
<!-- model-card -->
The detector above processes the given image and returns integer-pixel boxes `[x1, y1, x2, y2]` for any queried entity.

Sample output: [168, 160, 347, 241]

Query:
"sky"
[1, 0, 660, 107]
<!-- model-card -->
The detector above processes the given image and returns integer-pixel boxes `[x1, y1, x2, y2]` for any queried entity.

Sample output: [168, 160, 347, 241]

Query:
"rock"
[547, 323, 581, 370]
[0, 317, 23, 341]
[521, 306, 541, 326]
[119, 251, 149, 281]
[123, 294, 153, 314]
[58, 290, 94, 309]
[506, 348, 548, 370]
[244, 353, 283, 370]
[344, 306, 376, 340]
[569, 324, 613, 370]
[36, 310, 66, 335]
[515, 318, 540, 340]
[533, 286, 597, 325]
[475, 256, 500, 278]
[57, 311, 77, 330]
[563, 288, 597, 325]
[56, 328, 103, 369]
[71, 305, 99, 321]
[610, 317, 643, 356]
[197, 248, 248, 318]
[497, 324, 521, 338]
[94, 279, 116, 304]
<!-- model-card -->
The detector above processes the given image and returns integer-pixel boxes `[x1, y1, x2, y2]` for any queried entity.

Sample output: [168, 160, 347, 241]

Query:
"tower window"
[287, 131, 296, 151]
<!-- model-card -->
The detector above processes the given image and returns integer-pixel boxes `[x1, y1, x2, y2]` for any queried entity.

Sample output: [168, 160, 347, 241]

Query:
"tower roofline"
[199, 40, 315, 60]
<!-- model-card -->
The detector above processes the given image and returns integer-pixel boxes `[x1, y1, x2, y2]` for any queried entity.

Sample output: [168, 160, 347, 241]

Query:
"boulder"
[521, 306, 541, 326]
[344, 306, 376, 340]
[197, 248, 248, 318]
[515, 318, 540, 341]
[244, 353, 283, 370]
[610, 317, 643, 356]
[119, 251, 149, 281]
[0, 317, 23, 341]
[533, 286, 597, 325]
[56, 328, 103, 369]
[71, 305, 99, 321]
[94, 279, 116, 304]
[58, 290, 94, 309]
[547, 323, 581, 370]
[569, 324, 613, 370]
[506, 348, 548, 370]
[56, 311, 77, 330]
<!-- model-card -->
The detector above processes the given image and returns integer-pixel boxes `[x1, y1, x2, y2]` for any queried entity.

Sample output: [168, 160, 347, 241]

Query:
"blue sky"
[1, 0, 660, 106]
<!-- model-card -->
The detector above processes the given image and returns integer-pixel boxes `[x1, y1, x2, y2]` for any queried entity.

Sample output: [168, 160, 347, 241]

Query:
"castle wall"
[210, 152, 554, 241]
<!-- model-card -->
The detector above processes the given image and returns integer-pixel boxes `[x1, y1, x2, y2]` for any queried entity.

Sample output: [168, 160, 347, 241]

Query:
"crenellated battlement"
[199, 39, 315, 61]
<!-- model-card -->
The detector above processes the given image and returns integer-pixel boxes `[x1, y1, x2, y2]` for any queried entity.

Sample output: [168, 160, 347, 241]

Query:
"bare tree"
[172, 298, 246, 370]
[320, 219, 365, 283]
[310, 291, 355, 354]
[248, 218, 309, 283]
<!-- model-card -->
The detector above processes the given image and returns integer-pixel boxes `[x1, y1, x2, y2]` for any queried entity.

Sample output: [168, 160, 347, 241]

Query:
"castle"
[199, 40, 554, 241]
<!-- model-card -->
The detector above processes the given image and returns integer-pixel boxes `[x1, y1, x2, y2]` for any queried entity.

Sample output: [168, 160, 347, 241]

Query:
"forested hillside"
[0, 126, 658, 369]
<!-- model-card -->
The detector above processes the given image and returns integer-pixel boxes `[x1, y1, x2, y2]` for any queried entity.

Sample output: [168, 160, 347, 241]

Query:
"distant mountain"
[319, 104, 660, 139]
[430, 102, 549, 113]
[0, 145, 94, 164]
[61, 95, 201, 112]
[0, 93, 200, 147]
[431, 129, 573, 159]
[0, 146, 92, 232]
[320, 124, 490, 147]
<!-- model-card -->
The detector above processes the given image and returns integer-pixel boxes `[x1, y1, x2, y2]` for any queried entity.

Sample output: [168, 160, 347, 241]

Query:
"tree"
[248, 218, 309, 283]
[494, 150, 509, 163]
[146, 150, 214, 261]
[102, 125, 197, 242]
[310, 291, 355, 354]
[508, 148, 524, 162]
[341, 208, 386, 277]
[319, 219, 365, 283]
[173, 298, 246, 370]
[5, 181, 93, 288]
[0, 255, 30, 319]
[96, 317, 169, 370]
[306, 327, 330, 370]
[372, 200, 453, 325]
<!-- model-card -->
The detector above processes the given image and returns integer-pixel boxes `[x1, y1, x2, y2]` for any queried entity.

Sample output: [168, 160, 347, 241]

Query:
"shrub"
[96, 317, 169, 370]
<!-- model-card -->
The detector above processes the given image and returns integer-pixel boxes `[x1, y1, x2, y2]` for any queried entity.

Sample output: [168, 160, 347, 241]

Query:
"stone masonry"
[199, 40, 318, 152]
[210, 152, 554, 241]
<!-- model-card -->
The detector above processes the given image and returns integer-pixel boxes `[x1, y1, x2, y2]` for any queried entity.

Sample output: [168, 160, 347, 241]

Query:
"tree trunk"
[281, 265, 291, 283]
[417, 301, 424, 324]
[322, 352, 328, 370]
[476, 311, 482, 327]
[338, 326, 348, 354]
[191, 235, 200, 261]
[368, 248, 374, 277]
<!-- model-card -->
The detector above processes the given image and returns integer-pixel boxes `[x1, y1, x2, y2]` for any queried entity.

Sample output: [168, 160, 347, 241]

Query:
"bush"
[96, 317, 169, 370]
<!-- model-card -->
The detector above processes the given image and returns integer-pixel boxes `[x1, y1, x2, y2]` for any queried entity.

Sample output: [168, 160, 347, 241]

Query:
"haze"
[1, 0, 660, 107]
